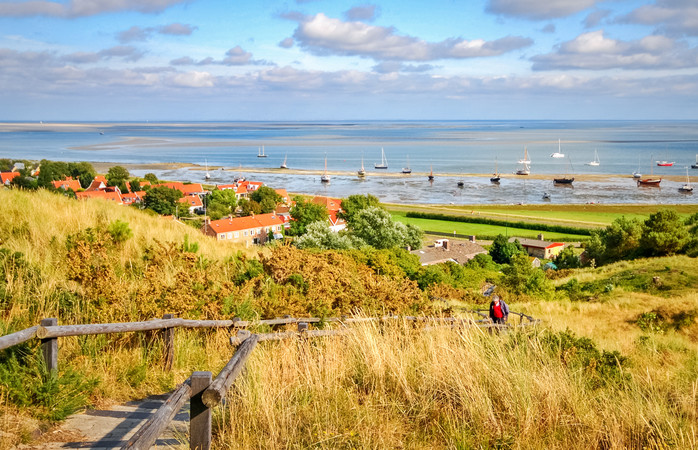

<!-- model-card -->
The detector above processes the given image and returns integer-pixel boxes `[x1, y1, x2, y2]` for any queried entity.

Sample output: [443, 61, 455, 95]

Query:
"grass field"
[390, 210, 591, 242]
[387, 203, 698, 227]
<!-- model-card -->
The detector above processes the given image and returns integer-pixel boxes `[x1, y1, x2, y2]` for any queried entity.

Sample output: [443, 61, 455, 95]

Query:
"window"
[244, 231, 248, 236]
[220, 234, 226, 240]
[228, 232, 232, 239]
[234, 232, 239, 238]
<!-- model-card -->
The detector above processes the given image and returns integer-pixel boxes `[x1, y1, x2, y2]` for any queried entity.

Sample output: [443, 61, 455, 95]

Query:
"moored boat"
[586, 149, 600, 166]
[375, 148, 388, 169]
[428, 165, 434, 181]
[321, 154, 330, 183]
[490, 157, 500, 183]
[679, 167, 693, 192]
[280, 154, 288, 169]
[358, 154, 366, 177]
[639, 154, 661, 186]
[691, 154, 698, 169]
[402, 155, 412, 174]
[257, 146, 267, 158]
[550, 139, 565, 158]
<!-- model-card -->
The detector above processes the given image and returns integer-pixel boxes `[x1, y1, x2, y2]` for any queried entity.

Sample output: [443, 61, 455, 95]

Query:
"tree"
[639, 209, 689, 257]
[106, 166, 130, 191]
[207, 189, 238, 220]
[501, 253, 554, 299]
[288, 196, 328, 236]
[489, 235, 524, 264]
[143, 186, 182, 215]
[238, 198, 262, 217]
[349, 206, 422, 249]
[554, 245, 581, 269]
[294, 221, 358, 250]
[144, 173, 158, 184]
[250, 186, 282, 213]
[68, 162, 95, 189]
[129, 180, 141, 193]
[338, 194, 381, 224]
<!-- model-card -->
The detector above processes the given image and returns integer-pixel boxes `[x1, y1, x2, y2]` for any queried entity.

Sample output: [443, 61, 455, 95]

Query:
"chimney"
[443, 240, 450, 250]
[538, 233, 544, 240]
[469, 235, 476, 243]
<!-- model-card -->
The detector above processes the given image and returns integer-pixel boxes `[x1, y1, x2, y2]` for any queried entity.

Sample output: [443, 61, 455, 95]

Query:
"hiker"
[489, 294, 509, 325]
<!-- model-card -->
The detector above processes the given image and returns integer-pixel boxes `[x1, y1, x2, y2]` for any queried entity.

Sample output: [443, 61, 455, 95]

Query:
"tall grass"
[214, 322, 697, 449]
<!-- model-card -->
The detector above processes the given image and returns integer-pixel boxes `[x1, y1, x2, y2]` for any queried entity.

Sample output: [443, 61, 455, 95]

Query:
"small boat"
[679, 167, 693, 192]
[490, 157, 500, 183]
[457, 180, 465, 188]
[375, 148, 388, 169]
[638, 154, 661, 187]
[257, 146, 267, 158]
[204, 159, 211, 180]
[402, 155, 412, 174]
[586, 149, 600, 166]
[280, 154, 288, 169]
[542, 192, 551, 200]
[553, 156, 574, 185]
[358, 154, 366, 177]
[428, 165, 434, 181]
[518, 146, 530, 164]
[692, 154, 698, 169]
[515, 167, 530, 175]
[632, 155, 642, 178]
[321, 154, 330, 183]
[656, 151, 674, 166]
[550, 139, 565, 158]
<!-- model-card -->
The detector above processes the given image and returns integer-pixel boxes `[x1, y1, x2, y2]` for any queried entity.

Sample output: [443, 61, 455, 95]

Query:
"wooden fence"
[0, 311, 538, 449]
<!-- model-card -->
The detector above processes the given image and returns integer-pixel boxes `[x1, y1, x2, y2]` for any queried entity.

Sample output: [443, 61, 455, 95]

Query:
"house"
[1, 172, 20, 186]
[156, 182, 206, 196]
[121, 191, 146, 206]
[85, 175, 107, 191]
[311, 196, 347, 232]
[202, 213, 285, 246]
[215, 183, 248, 200]
[76, 187, 123, 205]
[411, 239, 487, 266]
[275, 189, 290, 205]
[179, 194, 204, 214]
[509, 235, 565, 259]
[51, 177, 82, 191]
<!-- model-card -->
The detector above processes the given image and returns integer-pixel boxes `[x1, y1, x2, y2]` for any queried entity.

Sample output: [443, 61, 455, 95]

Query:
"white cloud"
[117, 23, 196, 43]
[0, 0, 188, 18]
[344, 5, 378, 22]
[531, 30, 698, 70]
[290, 13, 532, 61]
[619, 0, 698, 37]
[172, 71, 214, 88]
[485, 0, 600, 20]
[170, 46, 273, 67]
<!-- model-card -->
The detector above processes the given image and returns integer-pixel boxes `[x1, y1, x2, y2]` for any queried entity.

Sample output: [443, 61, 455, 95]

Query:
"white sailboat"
[257, 146, 267, 158]
[691, 154, 698, 169]
[632, 155, 642, 178]
[515, 147, 530, 175]
[401, 155, 412, 174]
[586, 149, 600, 166]
[375, 148, 388, 169]
[358, 153, 366, 177]
[321, 154, 330, 183]
[550, 139, 565, 158]
[679, 167, 693, 192]
[204, 159, 210, 180]
[280, 154, 288, 169]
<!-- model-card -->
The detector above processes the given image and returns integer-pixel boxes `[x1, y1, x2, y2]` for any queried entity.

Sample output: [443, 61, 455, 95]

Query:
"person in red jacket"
[489, 294, 509, 325]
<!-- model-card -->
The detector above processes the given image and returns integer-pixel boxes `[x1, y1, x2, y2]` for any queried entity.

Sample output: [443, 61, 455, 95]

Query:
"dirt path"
[18, 395, 188, 449]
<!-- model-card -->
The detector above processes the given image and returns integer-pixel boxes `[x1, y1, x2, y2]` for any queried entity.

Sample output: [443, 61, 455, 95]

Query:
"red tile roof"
[1, 172, 20, 185]
[156, 182, 205, 195]
[206, 213, 284, 234]
[52, 177, 82, 191]
[312, 196, 342, 211]
[179, 195, 203, 207]
[75, 190, 123, 204]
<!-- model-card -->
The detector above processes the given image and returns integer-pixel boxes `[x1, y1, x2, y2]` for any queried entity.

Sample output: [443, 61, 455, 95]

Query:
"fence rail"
[1, 311, 539, 449]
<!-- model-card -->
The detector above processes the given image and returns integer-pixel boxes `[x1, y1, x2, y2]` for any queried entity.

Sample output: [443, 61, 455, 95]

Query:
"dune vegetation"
[0, 188, 697, 449]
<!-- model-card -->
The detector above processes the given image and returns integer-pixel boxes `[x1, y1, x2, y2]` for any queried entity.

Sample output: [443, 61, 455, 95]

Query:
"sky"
[1, 0, 698, 121]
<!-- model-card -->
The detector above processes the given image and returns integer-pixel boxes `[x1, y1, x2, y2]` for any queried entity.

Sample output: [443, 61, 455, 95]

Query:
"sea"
[2, 120, 697, 205]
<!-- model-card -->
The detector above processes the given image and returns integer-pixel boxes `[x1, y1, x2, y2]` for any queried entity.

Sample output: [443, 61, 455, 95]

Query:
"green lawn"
[391, 211, 589, 242]
[386, 203, 698, 227]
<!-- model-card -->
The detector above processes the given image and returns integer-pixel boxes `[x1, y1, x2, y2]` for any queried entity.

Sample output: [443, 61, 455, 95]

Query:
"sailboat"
[402, 155, 412, 174]
[550, 139, 565, 158]
[280, 154, 288, 169]
[586, 149, 600, 166]
[257, 146, 267, 158]
[490, 157, 500, 183]
[375, 148, 388, 169]
[637, 154, 661, 187]
[679, 167, 693, 192]
[691, 154, 698, 169]
[204, 159, 211, 180]
[553, 156, 574, 184]
[321, 154, 330, 183]
[358, 154, 366, 177]
[428, 165, 434, 181]
[515, 147, 530, 175]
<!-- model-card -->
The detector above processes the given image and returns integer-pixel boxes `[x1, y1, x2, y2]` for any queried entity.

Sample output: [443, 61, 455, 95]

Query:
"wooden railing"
[0, 311, 539, 449]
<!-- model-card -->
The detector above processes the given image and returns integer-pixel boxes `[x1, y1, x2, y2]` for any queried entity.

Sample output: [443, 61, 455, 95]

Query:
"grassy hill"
[1, 189, 697, 449]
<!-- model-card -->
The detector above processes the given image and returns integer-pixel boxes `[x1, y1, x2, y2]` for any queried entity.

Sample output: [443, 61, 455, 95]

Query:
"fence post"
[297, 322, 308, 333]
[190, 371, 212, 450]
[40, 318, 58, 373]
[162, 314, 175, 371]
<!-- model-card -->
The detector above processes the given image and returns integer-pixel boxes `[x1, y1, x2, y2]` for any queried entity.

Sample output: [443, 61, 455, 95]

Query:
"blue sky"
[1, 0, 697, 120]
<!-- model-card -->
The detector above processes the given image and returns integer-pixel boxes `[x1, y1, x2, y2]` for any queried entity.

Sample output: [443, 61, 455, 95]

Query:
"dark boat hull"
[553, 177, 574, 184]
